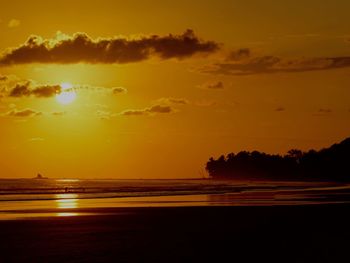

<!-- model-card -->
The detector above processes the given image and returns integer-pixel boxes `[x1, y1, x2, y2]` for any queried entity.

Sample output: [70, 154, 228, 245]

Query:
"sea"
[1, 178, 350, 219]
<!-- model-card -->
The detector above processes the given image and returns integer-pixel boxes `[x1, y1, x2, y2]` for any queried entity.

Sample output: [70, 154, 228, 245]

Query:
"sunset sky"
[1, 0, 350, 179]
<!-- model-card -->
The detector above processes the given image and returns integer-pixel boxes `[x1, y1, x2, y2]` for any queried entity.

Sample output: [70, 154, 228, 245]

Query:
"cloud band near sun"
[9, 82, 61, 98]
[0, 30, 219, 66]
[0, 75, 127, 99]
[120, 105, 174, 116]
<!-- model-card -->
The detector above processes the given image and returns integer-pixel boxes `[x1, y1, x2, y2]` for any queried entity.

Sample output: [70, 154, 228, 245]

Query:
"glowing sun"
[56, 83, 76, 105]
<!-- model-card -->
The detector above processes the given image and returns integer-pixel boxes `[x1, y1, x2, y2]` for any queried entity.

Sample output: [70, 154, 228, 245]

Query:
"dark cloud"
[112, 87, 127, 94]
[9, 82, 61, 98]
[0, 75, 8, 81]
[148, 105, 173, 113]
[9, 82, 31, 97]
[200, 50, 350, 75]
[120, 104, 174, 116]
[0, 30, 219, 66]
[198, 81, 224, 90]
[120, 109, 146, 116]
[32, 85, 61, 97]
[4, 108, 42, 117]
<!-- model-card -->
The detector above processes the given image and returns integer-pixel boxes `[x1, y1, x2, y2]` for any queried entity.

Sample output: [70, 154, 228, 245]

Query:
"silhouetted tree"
[206, 137, 350, 181]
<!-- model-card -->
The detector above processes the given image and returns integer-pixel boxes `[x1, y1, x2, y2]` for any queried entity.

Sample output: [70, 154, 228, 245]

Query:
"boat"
[34, 173, 48, 179]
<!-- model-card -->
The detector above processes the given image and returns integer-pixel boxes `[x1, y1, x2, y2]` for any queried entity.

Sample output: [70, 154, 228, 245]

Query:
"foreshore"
[1, 203, 350, 262]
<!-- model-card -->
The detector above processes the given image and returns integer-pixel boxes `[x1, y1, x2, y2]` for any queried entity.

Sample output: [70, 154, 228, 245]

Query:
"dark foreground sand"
[0, 205, 349, 263]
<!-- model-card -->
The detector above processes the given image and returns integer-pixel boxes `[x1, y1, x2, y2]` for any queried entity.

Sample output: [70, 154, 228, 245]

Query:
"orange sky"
[1, 0, 350, 179]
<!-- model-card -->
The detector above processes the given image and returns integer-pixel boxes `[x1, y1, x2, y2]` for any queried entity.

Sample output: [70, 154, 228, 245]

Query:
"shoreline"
[1, 192, 350, 220]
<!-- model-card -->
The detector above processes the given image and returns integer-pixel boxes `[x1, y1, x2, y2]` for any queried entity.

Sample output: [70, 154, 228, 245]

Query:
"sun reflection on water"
[56, 212, 80, 217]
[55, 194, 79, 209]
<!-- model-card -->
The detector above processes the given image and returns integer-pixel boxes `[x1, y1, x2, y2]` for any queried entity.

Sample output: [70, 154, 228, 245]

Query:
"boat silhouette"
[34, 173, 48, 179]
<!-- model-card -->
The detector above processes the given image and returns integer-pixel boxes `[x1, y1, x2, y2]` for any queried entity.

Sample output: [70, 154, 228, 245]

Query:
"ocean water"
[0, 178, 350, 201]
[1, 178, 350, 219]
[0, 178, 260, 201]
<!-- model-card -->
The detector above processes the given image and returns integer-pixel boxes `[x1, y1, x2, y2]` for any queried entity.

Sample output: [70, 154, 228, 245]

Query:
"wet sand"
[1, 204, 349, 263]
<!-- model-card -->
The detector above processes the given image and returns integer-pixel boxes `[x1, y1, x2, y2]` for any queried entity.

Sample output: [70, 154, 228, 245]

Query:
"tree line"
[206, 137, 350, 181]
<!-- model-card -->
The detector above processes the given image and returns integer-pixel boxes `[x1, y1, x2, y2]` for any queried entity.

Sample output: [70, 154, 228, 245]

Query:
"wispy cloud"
[96, 110, 114, 120]
[199, 48, 350, 75]
[225, 48, 251, 61]
[313, 108, 333, 116]
[197, 81, 224, 90]
[7, 19, 20, 28]
[318, 108, 332, 113]
[28, 137, 45, 142]
[155, 97, 189, 105]
[1, 104, 68, 118]
[51, 111, 66, 116]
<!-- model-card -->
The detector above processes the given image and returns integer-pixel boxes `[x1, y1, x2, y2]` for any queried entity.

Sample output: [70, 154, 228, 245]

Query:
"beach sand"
[1, 204, 349, 263]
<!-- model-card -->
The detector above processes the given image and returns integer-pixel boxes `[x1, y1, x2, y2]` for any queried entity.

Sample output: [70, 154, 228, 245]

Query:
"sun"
[56, 82, 76, 105]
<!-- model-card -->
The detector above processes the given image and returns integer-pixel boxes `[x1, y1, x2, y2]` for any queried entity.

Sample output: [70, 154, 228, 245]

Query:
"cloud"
[9, 82, 61, 98]
[112, 87, 127, 94]
[318, 108, 332, 113]
[313, 108, 332, 116]
[93, 104, 109, 109]
[96, 110, 114, 120]
[0, 74, 123, 99]
[8, 82, 31, 97]
[3, 108, 42, 117]
[148, 105, 173, 113]
[1, 75, 63, 99]
[275, 107, 285, 112]
[120, 109, 146, 116]
[28, 137, 45, 142]
[197, 81, 224, 90]
[51, 111, 66, 116]
[8, 19, 20, 28]
[32, 85, 61, 97]
[0, 30, 219, 66]
[226, 48, 251, 61]
[0, 75, 8, 81]
[156, 97, 189, 105]
[199, 48, 350, 75]
[1, 103, 67, 118]
[120, 104, 174, 116]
